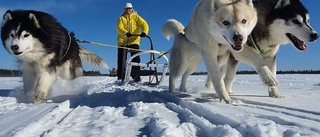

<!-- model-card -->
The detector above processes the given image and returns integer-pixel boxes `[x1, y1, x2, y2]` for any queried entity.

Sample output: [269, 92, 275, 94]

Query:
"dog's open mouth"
[286, 33, 307, 51]
[13, 52, 23, 55]
[223, 35, 243, 51]
[233, 42, 243, 51]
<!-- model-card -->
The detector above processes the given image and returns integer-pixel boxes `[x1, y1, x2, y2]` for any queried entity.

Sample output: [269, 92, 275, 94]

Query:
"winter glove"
[125, 32, 132, 37]
[140, 32, 147, 37]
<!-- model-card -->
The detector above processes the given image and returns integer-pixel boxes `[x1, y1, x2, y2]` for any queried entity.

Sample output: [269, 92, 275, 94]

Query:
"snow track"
[0, 103, 58, 136]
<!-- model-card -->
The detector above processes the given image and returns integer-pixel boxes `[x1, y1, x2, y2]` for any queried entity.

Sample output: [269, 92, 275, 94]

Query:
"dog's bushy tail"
[79, 47, 109, 69]
[162, 19, 185, 40]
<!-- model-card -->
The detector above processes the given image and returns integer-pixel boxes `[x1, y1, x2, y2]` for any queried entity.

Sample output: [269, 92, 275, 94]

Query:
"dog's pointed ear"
[211, 0, 221, 11]
[275, 0, 291, 9]
[240, 0, 254, 8]
[29, 13, 41, 28]
[2, 10, 13, 27]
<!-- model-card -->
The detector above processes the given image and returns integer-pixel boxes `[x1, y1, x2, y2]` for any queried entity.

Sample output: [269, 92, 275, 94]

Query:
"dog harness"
[60, 33, 72, 61]
[248, 34, 263, 55]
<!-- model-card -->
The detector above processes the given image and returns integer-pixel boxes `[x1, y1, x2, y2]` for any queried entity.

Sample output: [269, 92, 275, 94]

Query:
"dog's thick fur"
[1, 10, 108, 103]
[205, 0, 319, 98]
[162, 0, 257, 103]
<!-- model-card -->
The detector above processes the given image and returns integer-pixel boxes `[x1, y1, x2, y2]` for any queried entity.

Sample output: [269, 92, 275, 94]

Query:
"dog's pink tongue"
[298, 39, 307, 51]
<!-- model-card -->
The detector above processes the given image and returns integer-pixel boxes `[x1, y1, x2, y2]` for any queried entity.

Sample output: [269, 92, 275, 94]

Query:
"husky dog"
[206, 0, 319, 98]
[162, 0, 257, 103]
[1, 10, 108, 103]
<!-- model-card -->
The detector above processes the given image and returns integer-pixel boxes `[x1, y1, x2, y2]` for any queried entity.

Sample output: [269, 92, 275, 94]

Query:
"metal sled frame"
[123, 36, 169, 86]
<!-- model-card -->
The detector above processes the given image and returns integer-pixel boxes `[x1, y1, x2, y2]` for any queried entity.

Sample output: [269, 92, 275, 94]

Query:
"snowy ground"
[0, 74, 320, 137]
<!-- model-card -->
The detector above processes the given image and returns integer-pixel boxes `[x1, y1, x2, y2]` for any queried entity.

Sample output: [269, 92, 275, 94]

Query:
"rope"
[76, 38, 171, 63]
[76, 38, 148, 52]
[145, 49, 171, 64]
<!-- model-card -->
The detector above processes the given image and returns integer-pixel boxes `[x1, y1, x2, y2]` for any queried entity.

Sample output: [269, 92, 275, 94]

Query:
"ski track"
[235, 98, 320, 134]
[0, 76, 320, 136]
[0, 103, 57, 136]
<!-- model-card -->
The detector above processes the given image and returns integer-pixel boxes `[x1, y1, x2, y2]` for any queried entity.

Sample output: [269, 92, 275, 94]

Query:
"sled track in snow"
[235, 98, 320, 133]
[0, 103, 58, 136]
[0, 95, 85, 136]
[150, 91, 243, 136]
[153, 91, 320, 135]
[238, 98, 320, 121]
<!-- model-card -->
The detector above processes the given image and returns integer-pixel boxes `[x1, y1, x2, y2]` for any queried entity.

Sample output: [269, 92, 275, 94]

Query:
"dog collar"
[248, 34, 263, 55]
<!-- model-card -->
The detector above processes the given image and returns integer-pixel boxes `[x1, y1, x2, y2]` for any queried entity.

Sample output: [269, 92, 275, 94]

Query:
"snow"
[0, 74, 320, 137]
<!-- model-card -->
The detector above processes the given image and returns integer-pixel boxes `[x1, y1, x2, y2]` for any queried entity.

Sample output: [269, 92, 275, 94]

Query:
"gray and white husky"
[162, 0, 258, 103]
[206, 0, 319, 97]
[1, 10, 108, 103]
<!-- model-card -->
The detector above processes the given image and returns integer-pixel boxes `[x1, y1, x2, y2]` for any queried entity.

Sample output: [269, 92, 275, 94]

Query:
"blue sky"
[0, 0, 319, 74]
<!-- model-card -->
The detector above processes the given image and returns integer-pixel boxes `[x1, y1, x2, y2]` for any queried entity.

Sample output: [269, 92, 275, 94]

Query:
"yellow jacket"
[117, 12, 149, 46]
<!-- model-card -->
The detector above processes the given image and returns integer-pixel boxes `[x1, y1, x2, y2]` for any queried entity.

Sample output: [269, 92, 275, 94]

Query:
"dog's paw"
[227, 91, 234, 95]
[258, 66, 278, 86]
[220, 98, 235, 104]
[268, 87, 284, 98]
[219, 95, 234, 104]
[32, 92, 47, 104]
[179, 88, 188, 92]
[205, 81, 213, 90]
[179, 84, 188, 92]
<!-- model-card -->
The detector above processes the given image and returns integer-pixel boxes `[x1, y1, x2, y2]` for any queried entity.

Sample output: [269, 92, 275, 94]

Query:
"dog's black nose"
[233, 35, 243, 43]
[11, 45, 19, 52]
[310, 33, 319, 42]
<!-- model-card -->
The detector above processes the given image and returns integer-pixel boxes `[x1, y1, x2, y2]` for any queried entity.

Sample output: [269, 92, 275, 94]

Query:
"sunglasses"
[124, 8, 132, 10]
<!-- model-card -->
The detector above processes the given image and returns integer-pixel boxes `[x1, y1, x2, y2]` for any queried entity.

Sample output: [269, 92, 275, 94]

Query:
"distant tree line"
[191, 69, 320, 75]
[0, 69, 21, 77]
[1, 69, 320, 77]
[0, 69, 108, 77]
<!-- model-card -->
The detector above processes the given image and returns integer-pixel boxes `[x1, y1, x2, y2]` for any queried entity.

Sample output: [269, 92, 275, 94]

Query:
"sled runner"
[76, 35, 169, 86]
[123, 35, 169, 86]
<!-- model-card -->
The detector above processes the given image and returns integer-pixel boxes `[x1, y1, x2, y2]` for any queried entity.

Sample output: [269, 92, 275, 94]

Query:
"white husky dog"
[162, 0, 257, 103]
[205, 0, 319, 98]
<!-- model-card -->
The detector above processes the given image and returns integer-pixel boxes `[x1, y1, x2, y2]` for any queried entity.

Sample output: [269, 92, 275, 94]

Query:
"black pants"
[117, 44, 141, 81]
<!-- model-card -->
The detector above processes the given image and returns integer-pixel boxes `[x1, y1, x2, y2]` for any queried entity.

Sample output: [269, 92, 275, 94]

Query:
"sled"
[123, 35, 169, 86]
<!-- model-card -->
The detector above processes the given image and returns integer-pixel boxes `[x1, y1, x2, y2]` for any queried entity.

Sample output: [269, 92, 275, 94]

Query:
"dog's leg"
[169, 58, 184, 93]
[60, 60, 83, 80]
[205, 61, 228, 91]
[202, 52, 233, 104]
[169, 74, 177, 93]
[169, 62, 188, 93]
[205, 64, 227, 91]
[265, 56, 283, 98]
[233, 49, 279, 97]
[224, 55, 239, 94]
[205, 74, 213, 90]
[179, 55, 202, 92]
[168, 44, 188, 93]
[257, 66, 278, 87]
[179, 74, 188, 92]
[22, 65, 37, 94]
[179, 67, 197, 92]
[268, 87, 282, 98]
[32, 70, 56, 103]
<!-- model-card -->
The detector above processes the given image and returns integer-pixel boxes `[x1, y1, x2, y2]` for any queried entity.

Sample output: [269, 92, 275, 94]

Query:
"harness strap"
[248, 34, 263, 55]
[60, 33, 72, 61]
